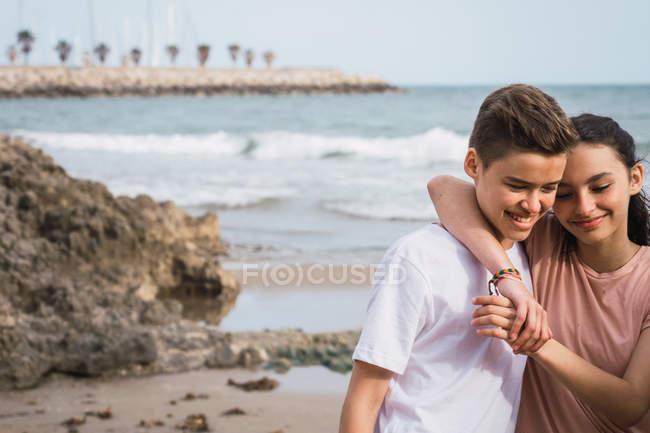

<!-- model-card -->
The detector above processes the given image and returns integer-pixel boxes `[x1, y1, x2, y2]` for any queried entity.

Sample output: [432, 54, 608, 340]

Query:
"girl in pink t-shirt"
[428, 114, 650, 431]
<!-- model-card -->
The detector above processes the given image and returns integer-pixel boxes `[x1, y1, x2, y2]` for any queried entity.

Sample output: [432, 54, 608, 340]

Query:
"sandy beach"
[0, 260, 364, 433]
[0, 262, 363, 433]
[0, 366, 350, 433]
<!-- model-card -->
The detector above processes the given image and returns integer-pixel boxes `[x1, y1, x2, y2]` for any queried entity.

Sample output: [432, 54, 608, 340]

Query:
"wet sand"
[188, 264, 374, 332]
[0, 366, 350, 433]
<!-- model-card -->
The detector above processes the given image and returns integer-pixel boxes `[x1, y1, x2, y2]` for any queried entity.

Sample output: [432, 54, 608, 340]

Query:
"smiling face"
[465, 148, 567, 248]
[552, 142, 644, 248]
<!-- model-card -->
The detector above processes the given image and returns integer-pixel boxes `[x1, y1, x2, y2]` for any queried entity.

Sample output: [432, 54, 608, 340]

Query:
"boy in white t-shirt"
[339, 84, 578, 433]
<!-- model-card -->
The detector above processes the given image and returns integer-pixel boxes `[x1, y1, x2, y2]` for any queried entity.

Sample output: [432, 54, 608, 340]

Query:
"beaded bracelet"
[488, 268, 522, 296]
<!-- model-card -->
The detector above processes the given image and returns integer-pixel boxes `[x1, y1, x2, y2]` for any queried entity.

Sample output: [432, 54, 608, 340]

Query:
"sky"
[1, 0, 648, 85]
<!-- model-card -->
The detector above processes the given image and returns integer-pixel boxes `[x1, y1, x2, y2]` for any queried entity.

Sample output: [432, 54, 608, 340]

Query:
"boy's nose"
[520, 193, 541, 214]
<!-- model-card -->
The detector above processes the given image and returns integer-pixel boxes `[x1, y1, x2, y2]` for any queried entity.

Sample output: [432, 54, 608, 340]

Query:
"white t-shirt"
[353, 224, 533, 433]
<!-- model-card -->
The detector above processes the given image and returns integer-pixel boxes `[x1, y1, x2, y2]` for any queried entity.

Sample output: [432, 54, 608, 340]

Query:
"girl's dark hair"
[562, 114, 650, 255]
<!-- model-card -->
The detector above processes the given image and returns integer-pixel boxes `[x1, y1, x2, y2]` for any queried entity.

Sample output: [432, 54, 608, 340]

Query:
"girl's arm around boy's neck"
[428, 175, 512, 274]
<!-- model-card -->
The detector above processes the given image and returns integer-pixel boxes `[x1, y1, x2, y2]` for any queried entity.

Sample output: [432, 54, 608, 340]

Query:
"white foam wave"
[106, 181, 297, 210]
[250, 128, 468, 161]
[321, 200, 438, 221]
[16, 130, 243, 156]
[183, 186, 297, 209]
[15, 127, 469, 162]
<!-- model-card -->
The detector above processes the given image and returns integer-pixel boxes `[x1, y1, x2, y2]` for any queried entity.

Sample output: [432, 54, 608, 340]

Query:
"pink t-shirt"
[516, 214, 650, 432]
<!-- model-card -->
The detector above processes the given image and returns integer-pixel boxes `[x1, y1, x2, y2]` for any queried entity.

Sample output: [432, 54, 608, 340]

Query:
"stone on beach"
[61, 415, 85, 426]
[175, 413, 209, 432]
[221, 407, 246, 416]
[139, 419, 166, 428]
[84, 407, 112, 419]
[182, 392, 209, 401]
[227, 376, 279, 391]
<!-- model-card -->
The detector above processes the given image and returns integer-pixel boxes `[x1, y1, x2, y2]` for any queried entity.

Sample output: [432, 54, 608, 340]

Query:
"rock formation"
[0, 136, 359, 390]
[0, 135, 239, 388]
[0, 66, 401, 98]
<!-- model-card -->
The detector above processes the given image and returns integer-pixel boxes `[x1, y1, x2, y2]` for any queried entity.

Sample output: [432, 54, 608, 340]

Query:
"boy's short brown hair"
[469, 84, 577, 167]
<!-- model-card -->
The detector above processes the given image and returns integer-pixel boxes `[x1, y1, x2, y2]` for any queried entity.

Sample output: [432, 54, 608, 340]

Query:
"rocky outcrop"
[0, 135, 240, 388]
[0, 136, 359, 390]
[0, 66, 401, 98]
[101, 324, 359, 380]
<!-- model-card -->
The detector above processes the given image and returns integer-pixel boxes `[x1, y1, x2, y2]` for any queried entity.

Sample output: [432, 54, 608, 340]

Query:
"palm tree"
[54, 40, 72, 65]
[17, 30, 35, 65]
[6, 46, 17, 65]
[166, 44, 179, 65]
[130, 48, 142, 66]
[197, 44, 210, 67]
[227, 44, 240, 66]
[263, 51, 275, 69]
[93, 43, 110, 65]
[245, 49, 254, 68]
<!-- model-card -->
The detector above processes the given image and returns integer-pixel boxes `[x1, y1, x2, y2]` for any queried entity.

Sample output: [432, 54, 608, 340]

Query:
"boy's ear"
[629, 163, 644, 195]
[464, 148, 481, 180]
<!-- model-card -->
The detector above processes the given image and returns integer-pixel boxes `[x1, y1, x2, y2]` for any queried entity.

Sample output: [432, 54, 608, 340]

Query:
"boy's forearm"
[427, 176, 514, 273]
[532, 339, 648, 427]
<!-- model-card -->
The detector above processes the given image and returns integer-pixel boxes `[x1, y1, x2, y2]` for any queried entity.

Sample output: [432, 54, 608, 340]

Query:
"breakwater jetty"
[0, 66, 400, 98]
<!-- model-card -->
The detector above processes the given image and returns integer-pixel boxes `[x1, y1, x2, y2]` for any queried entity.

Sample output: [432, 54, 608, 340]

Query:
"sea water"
[2, 86, 649, 330]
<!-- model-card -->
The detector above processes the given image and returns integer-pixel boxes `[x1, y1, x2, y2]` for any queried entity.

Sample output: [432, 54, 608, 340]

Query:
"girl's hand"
[490, 277, 547, 352]
[471, 295, 552, 354]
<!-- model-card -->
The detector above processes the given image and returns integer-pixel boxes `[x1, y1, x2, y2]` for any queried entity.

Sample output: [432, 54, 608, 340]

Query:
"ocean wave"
[250, 128, 468, 161]
[176, 187, 297, 210]
[102, 180, 297, 211]
[15, 127, 469, 162]
[320, 200, 437, 222]
[186, 196, 287, 210]
[15, 130, 243, 156]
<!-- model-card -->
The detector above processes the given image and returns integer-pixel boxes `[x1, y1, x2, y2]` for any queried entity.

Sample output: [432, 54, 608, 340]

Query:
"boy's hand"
[490, 277, 549, 353]
[471, 295, 552, 354]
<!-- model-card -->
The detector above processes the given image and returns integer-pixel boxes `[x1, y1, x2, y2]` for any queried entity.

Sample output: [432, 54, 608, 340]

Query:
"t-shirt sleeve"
[634, 262, 650, 330]
[642, 291, 650, 330]
[353, 252, 432, 375]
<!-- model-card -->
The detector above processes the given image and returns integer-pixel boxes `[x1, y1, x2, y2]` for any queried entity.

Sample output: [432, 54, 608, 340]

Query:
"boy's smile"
[505, 210, 535, 229]
[464, 148, 567, 249]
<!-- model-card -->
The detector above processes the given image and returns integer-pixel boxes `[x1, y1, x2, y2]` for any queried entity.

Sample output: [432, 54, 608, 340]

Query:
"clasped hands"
[471, 277, 552, 355]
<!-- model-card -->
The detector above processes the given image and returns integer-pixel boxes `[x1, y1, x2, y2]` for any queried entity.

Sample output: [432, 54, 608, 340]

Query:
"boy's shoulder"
[386, 223, 477, 271]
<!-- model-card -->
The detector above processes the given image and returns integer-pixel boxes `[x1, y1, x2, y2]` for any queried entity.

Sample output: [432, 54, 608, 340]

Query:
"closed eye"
[592, 184, 611, 193]
[506, 183, 526, 190]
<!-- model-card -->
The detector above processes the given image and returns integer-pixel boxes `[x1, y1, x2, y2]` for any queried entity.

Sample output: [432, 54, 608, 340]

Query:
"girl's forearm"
[532, 339, 648, 427]
[427, 176, 514, 273]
